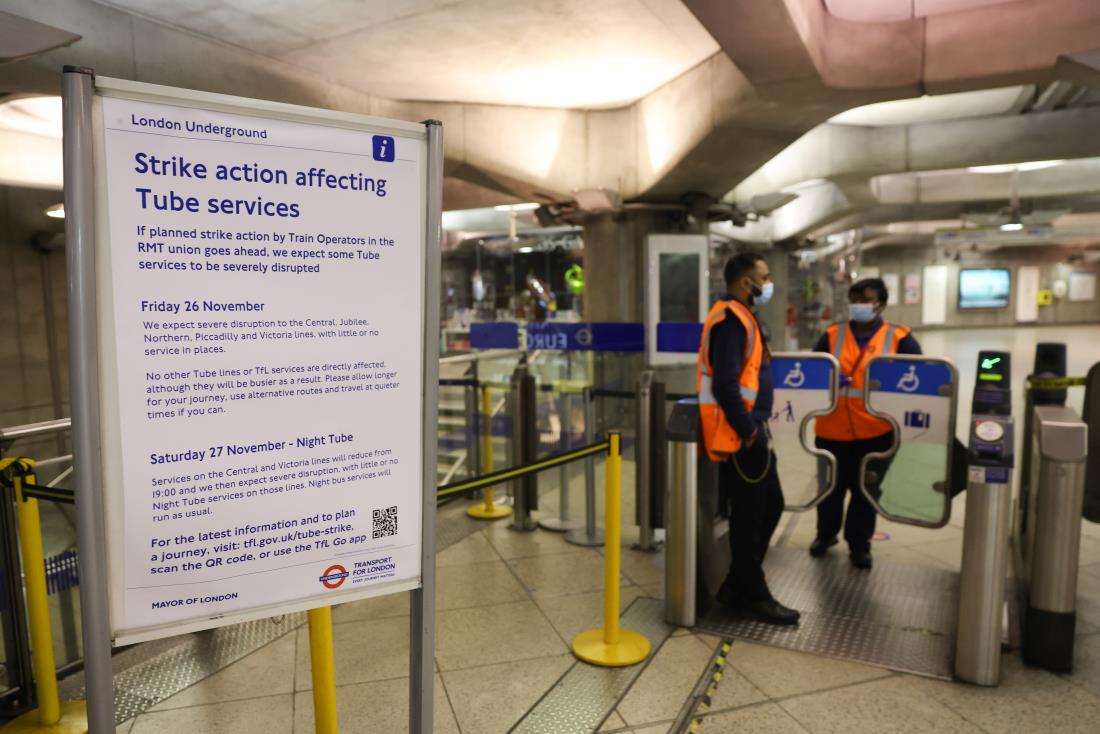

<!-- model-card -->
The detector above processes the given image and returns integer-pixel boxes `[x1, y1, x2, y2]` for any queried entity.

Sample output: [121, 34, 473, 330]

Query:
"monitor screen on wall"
[959, 268, 1011, 309]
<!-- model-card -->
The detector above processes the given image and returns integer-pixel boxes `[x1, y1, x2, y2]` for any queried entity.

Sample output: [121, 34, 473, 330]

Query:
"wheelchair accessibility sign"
[865, 357, 956, 445]
[768, 355, 837, 433]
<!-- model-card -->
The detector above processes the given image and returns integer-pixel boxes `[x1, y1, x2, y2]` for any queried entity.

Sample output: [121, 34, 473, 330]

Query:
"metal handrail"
[0, 419, 72, 441]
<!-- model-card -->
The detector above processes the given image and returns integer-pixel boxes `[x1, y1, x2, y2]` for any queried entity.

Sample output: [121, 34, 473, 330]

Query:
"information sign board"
[83, 81, 435, 644]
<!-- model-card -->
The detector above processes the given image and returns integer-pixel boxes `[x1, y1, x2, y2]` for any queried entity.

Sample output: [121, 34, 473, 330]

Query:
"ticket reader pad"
[956, 351, 1014, 685]
[969, 351, 1014, 471]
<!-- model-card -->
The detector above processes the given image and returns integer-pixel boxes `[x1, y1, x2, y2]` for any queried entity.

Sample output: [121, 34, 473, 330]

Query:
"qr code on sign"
[372, 506, 398, 539]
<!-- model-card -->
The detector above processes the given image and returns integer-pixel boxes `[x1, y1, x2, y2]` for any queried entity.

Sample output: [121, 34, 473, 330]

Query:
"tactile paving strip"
[695, 546, 959, 680]
[510, 597, 672, 734]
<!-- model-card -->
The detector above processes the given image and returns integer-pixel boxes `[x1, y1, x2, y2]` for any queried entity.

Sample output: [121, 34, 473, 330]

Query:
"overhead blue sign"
[656, 322, 703, 353]
[868, 360, 954, 397]
[470, 322, 519, 349]
[526, 322, 644, 352]
[771, 357, 833, 391]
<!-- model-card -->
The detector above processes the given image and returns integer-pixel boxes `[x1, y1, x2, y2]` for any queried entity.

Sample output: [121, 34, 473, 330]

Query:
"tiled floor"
[110, 494, 1100, 733]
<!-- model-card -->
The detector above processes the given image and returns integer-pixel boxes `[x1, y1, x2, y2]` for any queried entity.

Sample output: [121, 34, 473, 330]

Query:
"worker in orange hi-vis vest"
[811, 277, 922, 570]
[698, 253, 799, 626]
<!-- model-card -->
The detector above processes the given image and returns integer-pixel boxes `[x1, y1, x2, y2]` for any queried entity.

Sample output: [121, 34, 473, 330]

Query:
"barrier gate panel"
[768, 353, 840, 511]
[862, 356, 959, 528]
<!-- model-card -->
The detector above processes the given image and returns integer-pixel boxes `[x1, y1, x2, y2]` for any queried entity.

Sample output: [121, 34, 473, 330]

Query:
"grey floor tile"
[331, 590, 409, 624]
[293, 674, 458, 733]
[1065, 632, 1100, 698]
[698, 703, 809, 733]
[618, 635, 733, 727]
[484, 524, 582, 560]
[911, 653, 1100, 734]
[725, 641, 892, 700]
[702, 658, 768, 714]
[442, 654, 574, 734]
[598, 710, 628, 732]
[780, 675, 986, 733]
[617, 546, 666, 586]
[294, 614, 411, 690]
[903, 537, 963, 571]
[150, 633, 296, 710]
[437, 532, 503, 567]
[438, 559, 529, 610]
[640, 582, 664, 599]
[436, 600, 567, 671]
[509, 548, 627, 599]
[624, 725, 668, 734]
[131, 694, 293, 734]
[117, 721, 134, 734]
[537, 586, 644, 642]
[872, 544, 955, 570]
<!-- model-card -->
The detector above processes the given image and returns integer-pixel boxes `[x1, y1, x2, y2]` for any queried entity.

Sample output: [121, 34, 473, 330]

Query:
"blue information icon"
[372, 135, 395, 162]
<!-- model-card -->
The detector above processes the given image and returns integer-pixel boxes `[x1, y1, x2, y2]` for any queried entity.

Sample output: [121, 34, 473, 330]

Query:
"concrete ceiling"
[92, 0, 720, 109]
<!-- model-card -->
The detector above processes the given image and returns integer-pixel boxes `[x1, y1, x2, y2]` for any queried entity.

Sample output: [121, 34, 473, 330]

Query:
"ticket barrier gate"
[665, 352, 1031, 682]
[664, 352, 841, 626]
[1013, 350, 1094, 673]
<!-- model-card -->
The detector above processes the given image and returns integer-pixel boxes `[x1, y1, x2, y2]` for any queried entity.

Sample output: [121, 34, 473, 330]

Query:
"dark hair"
[850, 277, 888, 306]
[724, 252, 764, 286]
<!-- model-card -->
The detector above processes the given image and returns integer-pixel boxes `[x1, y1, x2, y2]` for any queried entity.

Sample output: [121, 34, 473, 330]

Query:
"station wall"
[862, 244, 1100, 330]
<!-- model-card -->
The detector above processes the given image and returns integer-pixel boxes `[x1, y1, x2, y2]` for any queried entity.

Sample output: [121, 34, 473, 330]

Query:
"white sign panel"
[95, 93, 426, 642]
[1016, 266, 1040, 322]
[922, 265, 948, 325]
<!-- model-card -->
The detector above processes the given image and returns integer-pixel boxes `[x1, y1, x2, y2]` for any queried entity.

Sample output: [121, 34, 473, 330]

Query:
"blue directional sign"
[656, 322, 704, 353]
[770, 357, 833, 391]
[867, 360, 954, 396]
[470, 322, 519, 349]
[526, 322, 644, 352]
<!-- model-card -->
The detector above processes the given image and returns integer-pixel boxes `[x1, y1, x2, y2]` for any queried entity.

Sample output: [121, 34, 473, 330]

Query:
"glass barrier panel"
[862, 356, 958, 528]
[767, 353, 839, 511]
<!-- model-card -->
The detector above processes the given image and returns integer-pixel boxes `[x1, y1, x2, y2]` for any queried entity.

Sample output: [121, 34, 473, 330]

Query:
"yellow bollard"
[467, 385, 511, 519]
[308, 606, 339, 734]
[2, 459, 88, 734]
[571, 433, 651, 667]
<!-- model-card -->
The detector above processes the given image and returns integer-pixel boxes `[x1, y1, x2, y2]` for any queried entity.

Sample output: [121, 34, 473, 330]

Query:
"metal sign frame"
[768, 352, 842, 512]
[858, 354, 958, 529]
[63, 67, 441, 733]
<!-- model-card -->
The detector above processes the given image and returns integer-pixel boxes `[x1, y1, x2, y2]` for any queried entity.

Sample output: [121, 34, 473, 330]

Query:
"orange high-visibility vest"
[815, 320, 911, 441]
[697, 299, 763, 461]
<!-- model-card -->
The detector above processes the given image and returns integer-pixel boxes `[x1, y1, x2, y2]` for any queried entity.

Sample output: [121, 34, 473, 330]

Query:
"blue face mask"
[752, 281, 774, 306]
[849, 303, 877, 323]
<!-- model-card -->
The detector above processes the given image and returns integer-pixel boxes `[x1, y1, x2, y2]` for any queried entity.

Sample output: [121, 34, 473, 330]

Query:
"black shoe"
[809, 536, 838, 558]
[850, 550, 873, 569]
[740, 598, 800, 626]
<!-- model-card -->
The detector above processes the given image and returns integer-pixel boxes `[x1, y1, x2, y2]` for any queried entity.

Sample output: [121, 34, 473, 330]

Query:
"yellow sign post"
[571, 433, 651, 667]
[467, 386, 512, 519]
[1, 458, 88, 734]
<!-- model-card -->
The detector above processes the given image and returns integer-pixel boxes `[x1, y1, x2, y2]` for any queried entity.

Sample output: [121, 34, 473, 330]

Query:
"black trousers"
[814, 432, 895, 554]
[719, 432, 785, 603]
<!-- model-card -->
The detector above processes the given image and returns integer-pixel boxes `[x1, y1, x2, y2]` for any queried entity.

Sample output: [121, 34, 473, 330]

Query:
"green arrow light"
[981, 357, 1002, 370]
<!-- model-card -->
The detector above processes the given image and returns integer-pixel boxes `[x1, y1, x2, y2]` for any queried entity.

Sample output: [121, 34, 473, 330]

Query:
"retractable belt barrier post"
[634, 372, 665, 552]
[511, 367, 538, 531]
[0, 458, 87, 734]
[467, 385, 512, 520]
[307, 607, 338, 734]
[565, 387, 604, 547]
[572, 433, 651, 667]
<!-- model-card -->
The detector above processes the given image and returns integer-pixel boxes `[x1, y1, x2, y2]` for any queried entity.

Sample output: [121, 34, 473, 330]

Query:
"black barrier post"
[1084, 362, 1100, 523]
[511, 365, 538, 531]
[0, 481, 34, 712]
[634, 372, 665, 551]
